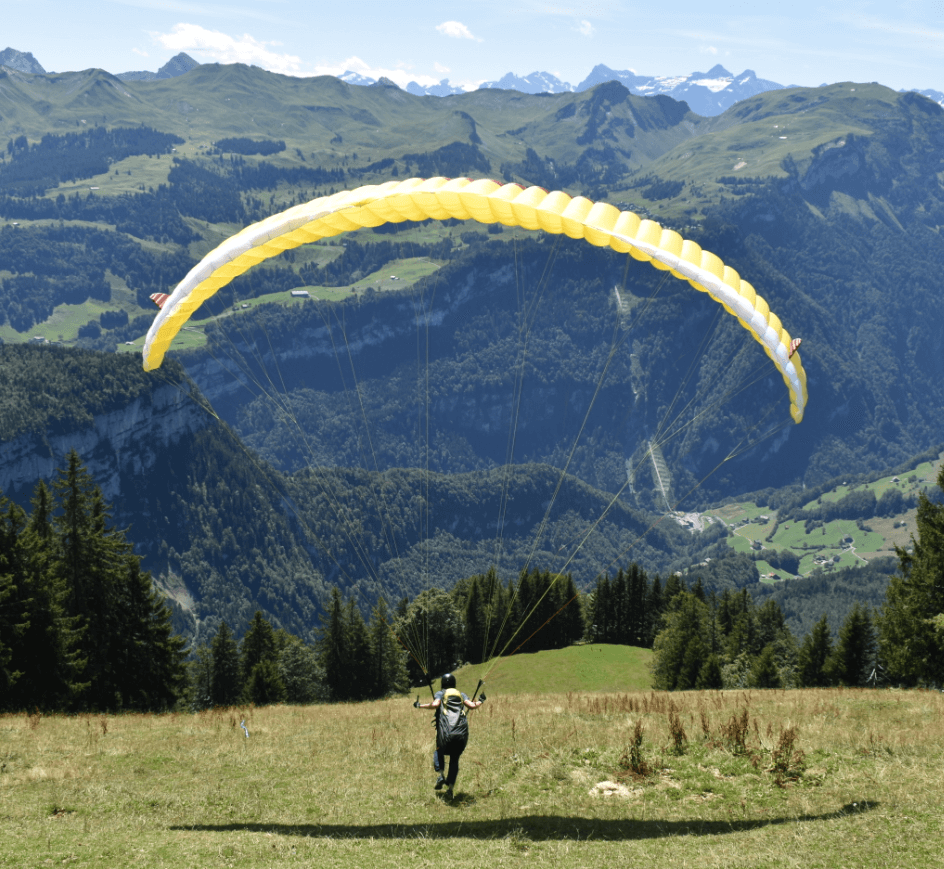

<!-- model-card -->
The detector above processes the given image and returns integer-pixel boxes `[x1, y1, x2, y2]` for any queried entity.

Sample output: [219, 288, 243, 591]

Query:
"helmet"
[441, 673, 456, 690]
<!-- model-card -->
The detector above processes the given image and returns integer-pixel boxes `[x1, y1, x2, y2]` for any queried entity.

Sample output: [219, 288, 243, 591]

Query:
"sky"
[4, 0, 943, 93]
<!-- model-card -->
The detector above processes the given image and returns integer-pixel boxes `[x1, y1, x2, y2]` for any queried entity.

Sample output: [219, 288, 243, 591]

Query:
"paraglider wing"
[149, 293, 170, 310]
[142, 177, 807, 422]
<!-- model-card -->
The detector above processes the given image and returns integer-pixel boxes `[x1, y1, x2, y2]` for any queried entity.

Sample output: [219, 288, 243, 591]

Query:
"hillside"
[454, 643, 653, 694]
[2, 67, 944, 636]
[4, 691, 942, 868]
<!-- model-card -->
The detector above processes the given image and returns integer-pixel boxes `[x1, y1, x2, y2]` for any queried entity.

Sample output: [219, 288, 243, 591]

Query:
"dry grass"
[1, 689, 942, 867]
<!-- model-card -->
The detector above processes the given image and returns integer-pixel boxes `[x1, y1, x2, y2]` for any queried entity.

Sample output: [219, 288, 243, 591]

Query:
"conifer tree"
[241, 611, 279, 682]
[54, 451, 118, 707]
[367, 597, 408, 698]
[797, 615, 834, 687]
[278, 635, 325, 704]
[626, 563, 649, 646]
[0, 495, 28, 705]
[464, 576, 486, 664]
[245, 658, 287, 705]
[591, 574, 612, 643]
[751, 645, 783, 688]
[556, 574, 585, 648]
[828, 603, 876, 687]
[112, 554, 187, 710]
[345, 598, 371, 697]
[644, 575, 664, 647]
[320, 587, 349, 700]
[878, 465, 944, 686]
[210, 621, 241, 706]
[14, 481, 86, 710]
[651, 591, 712, 690]
[241, 611, 285, 705]
[695, 653, 724, 689]
[188, 644, 214, 710]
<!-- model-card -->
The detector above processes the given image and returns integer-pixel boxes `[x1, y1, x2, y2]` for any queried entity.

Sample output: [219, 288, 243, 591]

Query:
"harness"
[435, 688, 469, 750]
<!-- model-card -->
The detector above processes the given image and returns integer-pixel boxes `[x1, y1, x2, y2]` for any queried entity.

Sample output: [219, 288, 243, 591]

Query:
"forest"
[5, 454, 941, 715]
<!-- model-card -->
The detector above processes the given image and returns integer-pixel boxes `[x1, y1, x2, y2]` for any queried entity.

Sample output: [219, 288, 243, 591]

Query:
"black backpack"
[435, 688, 469, 750]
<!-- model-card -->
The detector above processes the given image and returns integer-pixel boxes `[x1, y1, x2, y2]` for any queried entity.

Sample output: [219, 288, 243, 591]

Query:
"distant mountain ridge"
[115, 52, 200, 82]
[0, 47, 46, 75]
[4, 45, 943, 116]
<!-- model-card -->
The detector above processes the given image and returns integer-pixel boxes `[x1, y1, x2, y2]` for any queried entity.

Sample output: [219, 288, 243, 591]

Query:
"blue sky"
[5, 0, 943, 92]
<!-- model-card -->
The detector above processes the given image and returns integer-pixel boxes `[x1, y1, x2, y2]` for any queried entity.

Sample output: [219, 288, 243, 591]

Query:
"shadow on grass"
[171, 801, 878, 841]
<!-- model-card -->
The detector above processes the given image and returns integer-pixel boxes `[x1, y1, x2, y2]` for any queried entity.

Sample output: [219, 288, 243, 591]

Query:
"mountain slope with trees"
[2, 69, 944, 645]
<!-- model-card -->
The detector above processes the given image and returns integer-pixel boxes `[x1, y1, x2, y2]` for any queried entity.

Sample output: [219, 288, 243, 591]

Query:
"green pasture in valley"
[701, 451, 943, 580]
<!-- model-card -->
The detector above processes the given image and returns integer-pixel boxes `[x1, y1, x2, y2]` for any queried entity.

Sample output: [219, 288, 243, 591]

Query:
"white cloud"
[577, 20, 594, 37]
[151, 23, 462, 89]
[132, 48, 149, 57]
[436, 21, 480, 41]
[151, 23, 302, 75]
[703, 45, 719, 55]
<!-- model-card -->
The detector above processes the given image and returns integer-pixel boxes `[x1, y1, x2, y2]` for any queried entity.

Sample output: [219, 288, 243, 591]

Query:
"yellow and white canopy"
[142, 177, 807, 422]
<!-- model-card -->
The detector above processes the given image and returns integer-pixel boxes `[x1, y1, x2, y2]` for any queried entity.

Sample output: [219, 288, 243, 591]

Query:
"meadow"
[2, 683, 941, 868]
[702, 451, 944, 581]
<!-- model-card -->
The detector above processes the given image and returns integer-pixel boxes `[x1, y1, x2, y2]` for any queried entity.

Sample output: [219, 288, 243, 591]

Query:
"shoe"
[444, 787, 454, 800]
[434, 775, 446, 790]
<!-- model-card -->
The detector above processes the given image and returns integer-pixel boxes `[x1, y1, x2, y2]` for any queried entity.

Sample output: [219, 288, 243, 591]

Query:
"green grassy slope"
[453, 643, 653, 696]
[3, 690, 942, 868]
[700, 450, 944, 582]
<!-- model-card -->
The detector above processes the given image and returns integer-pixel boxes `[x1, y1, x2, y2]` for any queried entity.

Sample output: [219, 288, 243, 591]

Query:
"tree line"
[650, 463, 944, 689]
[5, 451, 941, 713]
[0, 451, 186, 712]
[1, 127, 183, 195]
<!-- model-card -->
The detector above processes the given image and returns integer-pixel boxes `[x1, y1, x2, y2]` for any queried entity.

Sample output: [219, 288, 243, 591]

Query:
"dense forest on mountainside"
[2, 67, 944, 641]
[0, 344, 185, 439]
[0, 345, 716, 643]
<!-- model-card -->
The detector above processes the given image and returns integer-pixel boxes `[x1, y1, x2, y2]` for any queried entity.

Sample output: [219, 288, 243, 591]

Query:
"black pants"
[433, 739, 466, 787]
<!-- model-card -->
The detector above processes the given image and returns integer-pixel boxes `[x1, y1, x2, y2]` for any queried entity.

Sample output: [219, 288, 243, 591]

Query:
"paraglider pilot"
[414, 673, 485, 797]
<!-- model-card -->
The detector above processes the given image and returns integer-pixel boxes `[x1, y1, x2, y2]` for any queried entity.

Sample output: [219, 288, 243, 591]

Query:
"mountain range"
[3, 45, 942, 117]
[2, 59, 944, 637]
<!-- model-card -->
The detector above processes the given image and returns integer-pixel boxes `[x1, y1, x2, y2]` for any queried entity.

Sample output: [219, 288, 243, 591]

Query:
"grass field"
[2, 686, 941, 868]
[453, 644, 653, 696]
[702, 451, 944, 580]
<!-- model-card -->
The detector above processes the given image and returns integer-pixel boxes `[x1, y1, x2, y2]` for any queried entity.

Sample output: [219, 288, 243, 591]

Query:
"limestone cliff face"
[0, 381, 209, 501]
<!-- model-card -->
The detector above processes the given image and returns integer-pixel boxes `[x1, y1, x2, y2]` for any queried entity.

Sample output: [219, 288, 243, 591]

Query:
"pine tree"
[556, 574, 585, 648]
[611, 569, 627, 643]
[695, 653, 724, 689]
[245, 658, 286, 706]
[591, 574, 612, 643]
[464, 576, 486, 664]
[14, 481, 86, 710]
[0, 494, 28, 706]
[651, 591, 711, 690]
[797, 615, 834, 687]
[188, 644, 214, 710]
[320, 587, 349, 700]
[241, 611, 285, 705]
[626, 563, 648, 646]
[112, 554, 187, 710]
[278, 635, 325, 704]
[241, 611, 279, 683]
[367, 597, 408, 698]
[210, 621, 241, 706]
[751, 645, 783, 688]
[644, 574, 664, 647]
[345, 598, 371, 698]
[878, 465, 944, 686]
[828, 603, 876, 687]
